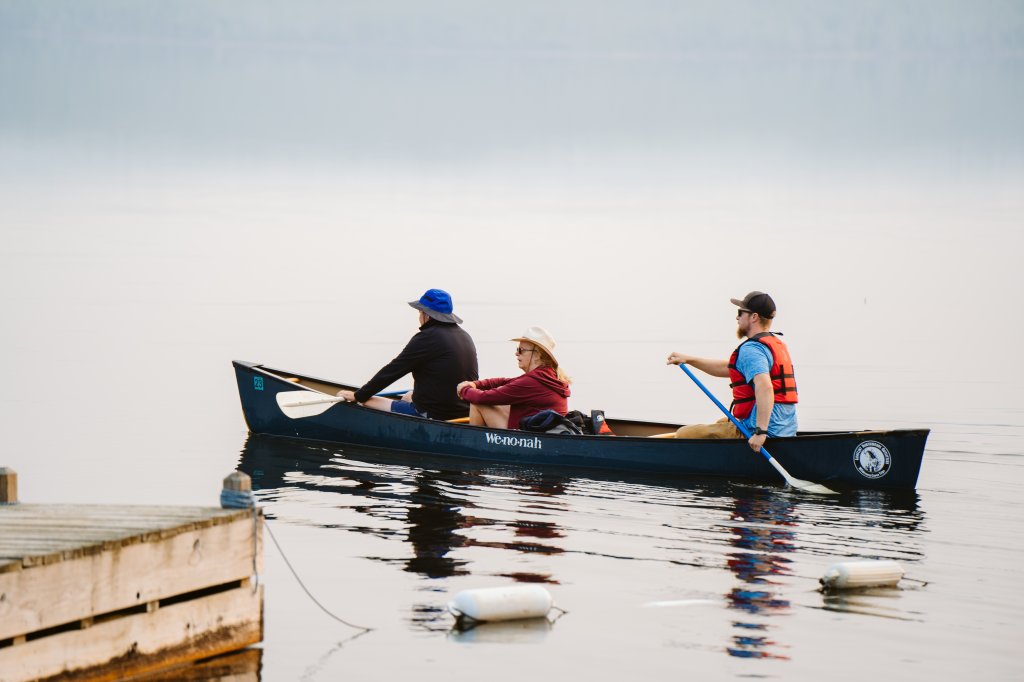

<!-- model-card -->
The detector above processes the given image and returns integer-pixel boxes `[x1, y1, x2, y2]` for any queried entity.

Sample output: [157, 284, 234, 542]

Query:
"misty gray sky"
[2, 2, 1022, 173]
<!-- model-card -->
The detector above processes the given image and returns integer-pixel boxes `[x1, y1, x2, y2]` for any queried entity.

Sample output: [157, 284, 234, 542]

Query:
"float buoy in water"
[449, 585, 554, 623]
[820, 560, 905, 591]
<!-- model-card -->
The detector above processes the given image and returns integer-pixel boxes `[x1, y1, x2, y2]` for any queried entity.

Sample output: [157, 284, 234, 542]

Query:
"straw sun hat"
[510, 326, 558, 365]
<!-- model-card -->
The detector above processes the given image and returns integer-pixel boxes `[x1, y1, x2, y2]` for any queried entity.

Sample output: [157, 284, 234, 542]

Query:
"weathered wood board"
[0, 504, 263, 682]
[132, 647, 262, 682]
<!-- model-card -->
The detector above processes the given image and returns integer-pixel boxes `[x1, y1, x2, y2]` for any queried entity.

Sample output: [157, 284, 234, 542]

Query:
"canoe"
[232, 360, 928, 491]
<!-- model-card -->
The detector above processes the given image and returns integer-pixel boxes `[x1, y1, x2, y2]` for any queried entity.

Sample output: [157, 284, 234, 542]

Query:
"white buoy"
[449, 585, 554, 623]
[820, 560, 905, 590]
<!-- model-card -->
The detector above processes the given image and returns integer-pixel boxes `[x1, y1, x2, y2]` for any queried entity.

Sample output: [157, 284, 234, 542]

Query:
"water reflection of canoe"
[232, 361, 928, 491]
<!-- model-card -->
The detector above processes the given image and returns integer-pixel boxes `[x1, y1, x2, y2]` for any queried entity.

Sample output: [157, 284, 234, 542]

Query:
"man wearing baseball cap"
[336, 289, 479, 420]
[666, 291, 798, 451]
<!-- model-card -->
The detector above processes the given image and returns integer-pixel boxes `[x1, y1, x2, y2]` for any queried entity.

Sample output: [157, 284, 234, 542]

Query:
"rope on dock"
[221, 485, 374, 633]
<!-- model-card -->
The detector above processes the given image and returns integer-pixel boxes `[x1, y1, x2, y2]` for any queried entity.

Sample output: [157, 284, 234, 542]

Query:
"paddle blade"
[765, 456, 838, 495]
[276, 391, 343, 419]
[789, 478, 839, 495]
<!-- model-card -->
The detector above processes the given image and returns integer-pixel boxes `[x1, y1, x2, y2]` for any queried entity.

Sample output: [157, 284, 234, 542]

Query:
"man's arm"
[353, 333, 433, 402]
[748, 373, 774, 452]
[666, 353, 729, 377]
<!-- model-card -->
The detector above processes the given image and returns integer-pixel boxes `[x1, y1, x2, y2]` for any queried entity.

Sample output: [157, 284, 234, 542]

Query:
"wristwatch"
[752, 427, 767, 436]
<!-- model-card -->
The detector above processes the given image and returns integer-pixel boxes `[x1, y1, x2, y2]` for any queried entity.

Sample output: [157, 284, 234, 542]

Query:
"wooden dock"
[0, 470, 263, 682]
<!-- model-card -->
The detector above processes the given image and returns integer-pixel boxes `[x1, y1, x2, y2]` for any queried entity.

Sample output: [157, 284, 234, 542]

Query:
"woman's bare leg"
[469, 403, 510, 428]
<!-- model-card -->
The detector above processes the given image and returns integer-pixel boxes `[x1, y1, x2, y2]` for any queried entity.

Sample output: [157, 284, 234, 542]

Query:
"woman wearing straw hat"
[457, 326, 571, 430]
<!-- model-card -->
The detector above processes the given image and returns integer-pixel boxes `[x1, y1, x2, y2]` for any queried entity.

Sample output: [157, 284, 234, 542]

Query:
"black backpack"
[519, 410, 584, 435]
[563, 410, 591, 433]
[564, 410, 614, 435]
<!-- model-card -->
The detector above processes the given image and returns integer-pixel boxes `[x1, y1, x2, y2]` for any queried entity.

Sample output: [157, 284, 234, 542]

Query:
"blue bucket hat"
[408, 289, 463, 324]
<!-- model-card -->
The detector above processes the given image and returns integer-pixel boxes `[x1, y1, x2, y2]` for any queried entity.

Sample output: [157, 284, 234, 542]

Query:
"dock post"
[221, 470, 253, 510]
[223, 470, 252, 494]
[0, 467, 16, 504]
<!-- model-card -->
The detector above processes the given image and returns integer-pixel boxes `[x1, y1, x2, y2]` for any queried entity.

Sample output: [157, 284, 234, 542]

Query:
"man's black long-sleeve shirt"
[354, 320, 479, 420]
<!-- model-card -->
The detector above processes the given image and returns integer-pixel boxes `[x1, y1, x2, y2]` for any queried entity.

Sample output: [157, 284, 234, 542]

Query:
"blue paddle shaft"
[677, 363, 775, 464]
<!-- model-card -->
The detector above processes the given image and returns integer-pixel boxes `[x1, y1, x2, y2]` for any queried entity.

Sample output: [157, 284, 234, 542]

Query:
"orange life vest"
[728, 333, 798, 419]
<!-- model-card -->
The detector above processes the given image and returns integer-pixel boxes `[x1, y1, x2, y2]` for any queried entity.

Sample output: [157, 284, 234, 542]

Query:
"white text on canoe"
[484, 433, 543, 449]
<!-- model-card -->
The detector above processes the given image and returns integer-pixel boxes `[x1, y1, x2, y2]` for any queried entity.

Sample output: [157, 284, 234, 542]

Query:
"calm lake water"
[2, 4, 1023, 680]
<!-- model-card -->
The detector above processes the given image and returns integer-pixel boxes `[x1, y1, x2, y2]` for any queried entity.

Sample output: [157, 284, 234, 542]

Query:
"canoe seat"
[448, 417, 470, 423]
[648, 432, 677, 438]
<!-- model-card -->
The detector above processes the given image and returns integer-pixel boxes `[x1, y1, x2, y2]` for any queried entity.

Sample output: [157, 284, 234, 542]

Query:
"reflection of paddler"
[726, 553, 790, 584]
[727, 495, 796, 585]
[505, 471, 570, 499]
[723, 490, 796, 660]
[512, 520, 564, 540]
[405, 472, 472, 578]
[726, 587, 791, 614]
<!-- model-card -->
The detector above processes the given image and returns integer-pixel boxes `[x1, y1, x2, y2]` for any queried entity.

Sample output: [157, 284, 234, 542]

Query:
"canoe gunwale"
[233, 360, 929, 490]
[241, 360, 926, 442]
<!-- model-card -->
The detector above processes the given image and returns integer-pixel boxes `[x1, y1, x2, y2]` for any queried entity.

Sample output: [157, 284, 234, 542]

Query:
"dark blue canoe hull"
[232, 361, 928, 491]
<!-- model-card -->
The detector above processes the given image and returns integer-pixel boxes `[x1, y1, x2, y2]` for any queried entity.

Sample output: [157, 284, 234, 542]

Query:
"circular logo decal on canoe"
[853, 440, 891, 479]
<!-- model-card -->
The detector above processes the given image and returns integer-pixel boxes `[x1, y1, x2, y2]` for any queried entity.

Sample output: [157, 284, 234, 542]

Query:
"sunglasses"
[515, 347, 535, 355]
[737, 309, 753, 318]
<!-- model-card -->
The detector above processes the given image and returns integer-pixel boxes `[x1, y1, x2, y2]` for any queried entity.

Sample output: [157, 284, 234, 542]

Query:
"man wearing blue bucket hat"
[336, 289, 479, 420]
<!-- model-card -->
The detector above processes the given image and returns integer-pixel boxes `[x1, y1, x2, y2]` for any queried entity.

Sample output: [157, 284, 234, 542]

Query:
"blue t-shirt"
[735, 341, 798, 437]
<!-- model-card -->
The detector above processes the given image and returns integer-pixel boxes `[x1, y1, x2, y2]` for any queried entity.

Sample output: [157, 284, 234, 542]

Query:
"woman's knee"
[472, 403, 510, 428]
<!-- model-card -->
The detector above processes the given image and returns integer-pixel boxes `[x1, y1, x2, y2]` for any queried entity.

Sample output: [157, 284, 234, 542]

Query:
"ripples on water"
[238, 434, 928, 666]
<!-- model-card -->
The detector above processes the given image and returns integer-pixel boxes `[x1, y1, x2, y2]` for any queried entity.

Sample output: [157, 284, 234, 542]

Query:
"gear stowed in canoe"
[232, 360, 928, 492]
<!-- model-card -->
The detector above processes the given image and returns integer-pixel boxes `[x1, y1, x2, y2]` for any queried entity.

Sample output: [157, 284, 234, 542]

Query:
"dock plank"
[0, 505, 253, 571]
[0, 507, 262, 641]
[0, 583, 263, 682]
